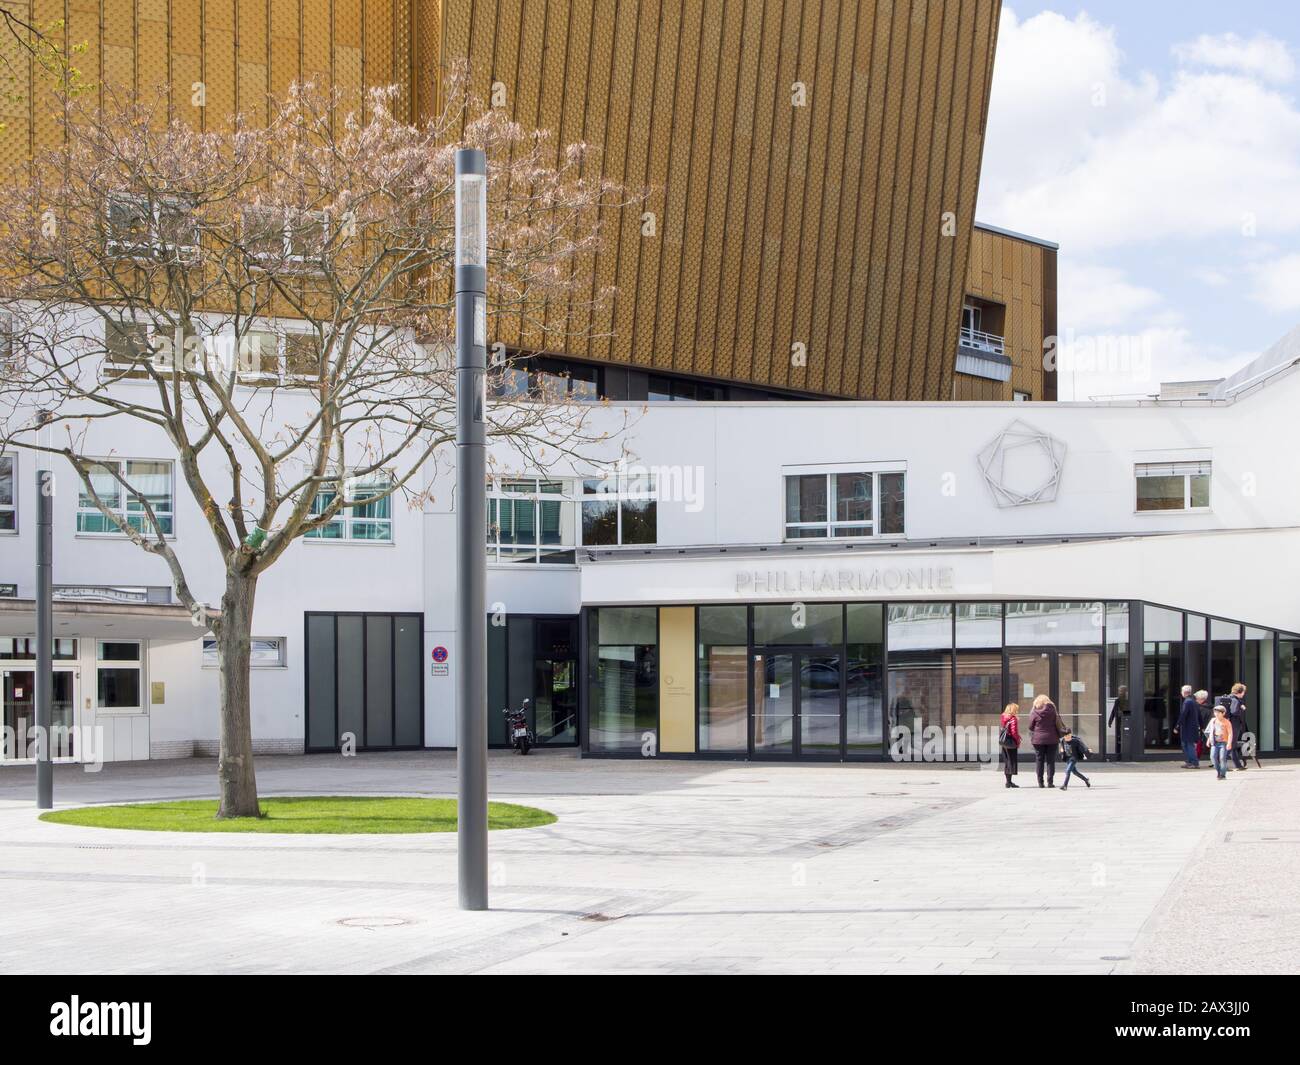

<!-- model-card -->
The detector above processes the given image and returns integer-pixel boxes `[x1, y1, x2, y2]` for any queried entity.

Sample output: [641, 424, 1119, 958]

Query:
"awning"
[0, 599, 214, 641]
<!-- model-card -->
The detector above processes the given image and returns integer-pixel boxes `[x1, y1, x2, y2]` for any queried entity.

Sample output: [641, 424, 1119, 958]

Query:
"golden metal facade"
[0, 1, 1050, 401]
[0, 0, 413, 171]
[961, 225, 1058, 401]
[429, 0, 1009, 400]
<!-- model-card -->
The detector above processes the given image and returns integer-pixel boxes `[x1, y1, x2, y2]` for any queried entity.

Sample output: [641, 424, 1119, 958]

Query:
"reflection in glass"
[699, 606, 748, 752]
[846, 604, 883, 756]
[1106, 603, 1129, 758]
[754, 653, 794, 754]
[588, 607, 658, 752]
[800, 654, 841, 755]
[887, 603, 952, 756]
[1006, 602, 1104, 646]
[1244, 627, 1274, 752]
[752, 602, 842, 647]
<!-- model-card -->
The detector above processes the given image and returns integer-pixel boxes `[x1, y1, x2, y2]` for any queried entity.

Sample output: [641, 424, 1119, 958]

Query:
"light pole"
[454, 147, 488, 910]
[35, 468, 53, 809]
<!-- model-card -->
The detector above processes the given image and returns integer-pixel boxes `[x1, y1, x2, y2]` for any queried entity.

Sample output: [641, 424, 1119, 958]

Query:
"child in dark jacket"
[1059, 729, 1091, 790]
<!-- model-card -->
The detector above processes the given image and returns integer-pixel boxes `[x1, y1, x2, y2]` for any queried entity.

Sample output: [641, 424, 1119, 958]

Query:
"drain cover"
[336, 916, 414, 929]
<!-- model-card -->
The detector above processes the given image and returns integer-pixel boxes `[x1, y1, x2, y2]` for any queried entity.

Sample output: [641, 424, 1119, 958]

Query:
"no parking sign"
[431, 645, 449, 676]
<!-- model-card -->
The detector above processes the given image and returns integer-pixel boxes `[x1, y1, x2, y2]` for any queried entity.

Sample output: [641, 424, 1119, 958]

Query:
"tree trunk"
[216, 571, 261, 818]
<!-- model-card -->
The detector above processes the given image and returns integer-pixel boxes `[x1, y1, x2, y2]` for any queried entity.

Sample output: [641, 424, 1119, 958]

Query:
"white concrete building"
[4, 326, 1300, 765]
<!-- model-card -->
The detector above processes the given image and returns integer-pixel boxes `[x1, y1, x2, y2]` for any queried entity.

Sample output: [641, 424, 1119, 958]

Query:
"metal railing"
[959, 325, 1005, 355]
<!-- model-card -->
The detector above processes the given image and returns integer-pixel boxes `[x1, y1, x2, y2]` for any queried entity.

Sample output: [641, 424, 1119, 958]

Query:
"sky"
[977, 2, 1300, 399]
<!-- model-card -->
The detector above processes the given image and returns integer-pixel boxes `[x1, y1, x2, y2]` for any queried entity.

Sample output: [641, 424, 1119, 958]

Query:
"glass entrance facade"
[581, 599, 1300, 760]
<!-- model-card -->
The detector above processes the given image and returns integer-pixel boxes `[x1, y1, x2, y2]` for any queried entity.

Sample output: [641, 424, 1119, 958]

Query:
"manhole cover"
[335, 916, 415, 929]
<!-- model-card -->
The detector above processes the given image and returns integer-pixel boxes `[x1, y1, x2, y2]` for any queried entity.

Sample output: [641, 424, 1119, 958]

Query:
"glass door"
[1005, 649, 1103, 756]
[752, 650, 843, 757]
[800, 654, 842, 756]
[753, 652, 795, 754]
[1057, 650, 1102, 755]
[2, 668, 76, 760]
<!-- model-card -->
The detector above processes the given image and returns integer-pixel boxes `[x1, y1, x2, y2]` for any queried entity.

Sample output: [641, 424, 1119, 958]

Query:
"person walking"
[1205, 703, 1234, 780]
[1059, 728, 1092, 789]
[1175, 685, 1201, 768]
[1028, 693, 1066, 788]
[1217, 683, 1249, 771]
[999, 702, 1022, 789]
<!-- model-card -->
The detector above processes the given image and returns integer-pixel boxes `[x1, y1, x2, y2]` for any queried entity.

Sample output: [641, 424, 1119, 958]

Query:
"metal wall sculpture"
[977, 419, 1066, 507]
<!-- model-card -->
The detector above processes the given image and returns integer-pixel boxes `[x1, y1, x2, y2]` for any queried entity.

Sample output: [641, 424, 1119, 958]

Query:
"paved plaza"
[0, 752, 1296, 974]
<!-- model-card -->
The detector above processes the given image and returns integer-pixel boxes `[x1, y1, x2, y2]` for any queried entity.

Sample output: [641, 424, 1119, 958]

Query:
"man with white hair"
[1175, 685, 1201, 768]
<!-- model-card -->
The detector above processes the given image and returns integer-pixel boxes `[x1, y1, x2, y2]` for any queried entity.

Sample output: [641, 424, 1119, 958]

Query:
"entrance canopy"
[0, 599, 211, 642]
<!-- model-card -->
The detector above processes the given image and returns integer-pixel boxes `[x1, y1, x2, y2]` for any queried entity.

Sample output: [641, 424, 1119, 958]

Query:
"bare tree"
[0, 73, 633, 816]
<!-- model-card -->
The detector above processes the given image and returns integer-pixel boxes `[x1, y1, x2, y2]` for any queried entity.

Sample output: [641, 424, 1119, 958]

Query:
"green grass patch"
[38, 795, 556, 834]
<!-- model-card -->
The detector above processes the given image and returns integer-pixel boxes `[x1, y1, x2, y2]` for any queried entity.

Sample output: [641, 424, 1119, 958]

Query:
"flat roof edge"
[973, 221, 1060, 251]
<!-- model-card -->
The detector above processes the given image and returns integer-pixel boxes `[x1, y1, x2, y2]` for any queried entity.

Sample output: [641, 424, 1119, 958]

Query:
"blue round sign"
[432, 645, 449, 663]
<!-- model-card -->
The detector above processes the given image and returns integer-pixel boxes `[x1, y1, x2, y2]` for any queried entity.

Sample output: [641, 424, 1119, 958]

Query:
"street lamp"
[454, 148, 488, 911]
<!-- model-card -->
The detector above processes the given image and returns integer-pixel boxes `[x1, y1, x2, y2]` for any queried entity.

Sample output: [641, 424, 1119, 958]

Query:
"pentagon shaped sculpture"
[976, 419, 1066, 507]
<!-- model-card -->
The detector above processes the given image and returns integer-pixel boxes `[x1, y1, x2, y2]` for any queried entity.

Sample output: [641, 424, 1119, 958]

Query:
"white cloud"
[1057, 262, 1162, 331]
[980, 10, 1300, 253]
[1173, 32, 1295, 84]
[977, 8, 1300, 391]
[1249, 253, 1300, 312]
[1056, 326, 1250, 401]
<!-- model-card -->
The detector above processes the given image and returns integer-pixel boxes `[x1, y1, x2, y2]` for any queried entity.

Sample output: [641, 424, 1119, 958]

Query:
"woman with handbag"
[999, 702, 1022, 789]
[1028, 694, 1066, 788]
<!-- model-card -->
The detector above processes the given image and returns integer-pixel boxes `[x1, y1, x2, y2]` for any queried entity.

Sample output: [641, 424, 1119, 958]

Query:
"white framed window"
[103, 319, 212, 381]
[784, 470, 905, 540]
[1136, 461, 1211, 513]
[0, 314, 19, 377]
[486, 477, 576, 563]
[202, 637, 287, 668]
[306, 470, 394, 543]
[76, 459, 175, 536]
[240, 329, 321, 386]
[579, 471, 656, 547]
[96, 640, 142, 712]
[106, 192, 198, 263]
[1013, 390, 1031, 402]
[0, 452, 15, 533]
[243, 206, 328, 271]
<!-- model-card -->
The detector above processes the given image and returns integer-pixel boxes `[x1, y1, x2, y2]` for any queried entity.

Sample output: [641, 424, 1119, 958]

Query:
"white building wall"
[5, 356, 1299, 760]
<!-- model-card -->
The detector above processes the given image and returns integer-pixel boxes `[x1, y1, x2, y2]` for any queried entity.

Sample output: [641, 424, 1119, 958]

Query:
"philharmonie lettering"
[735, 565, 955, 595]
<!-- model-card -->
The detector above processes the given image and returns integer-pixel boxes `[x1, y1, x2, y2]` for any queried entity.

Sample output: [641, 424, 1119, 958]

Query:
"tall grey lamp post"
[454, 147, 489, 910]
[35, 468, 54, 809]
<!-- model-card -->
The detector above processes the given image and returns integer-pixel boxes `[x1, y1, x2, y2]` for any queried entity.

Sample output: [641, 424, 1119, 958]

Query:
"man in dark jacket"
[1175, 685, 1201, 768]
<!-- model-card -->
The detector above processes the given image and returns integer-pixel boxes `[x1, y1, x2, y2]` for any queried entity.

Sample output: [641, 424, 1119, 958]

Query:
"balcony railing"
[959, 325, 1005, 355]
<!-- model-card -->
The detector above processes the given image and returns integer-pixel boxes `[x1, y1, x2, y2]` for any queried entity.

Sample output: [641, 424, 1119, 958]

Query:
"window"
[106, 192, 198, 262]
[103, 320, 154, 380]
[1013, 390, 1030, 402]
[0, 452, 14, 532]
[783, 470, 905, 539]
[97, 640, 142, 711]
[0, 638, 77, 659]
[1136, 461, 1211, 512]
[0, 314, 18, 377]
[306, 471, 394, 542]
[580, 471, 656, 547]
[243, 206, 328, 271]
[76, 460, 174, 536]
[242, 330, 322, 386]
[202, 637, 287, 668]
[487, 478, 575, 563]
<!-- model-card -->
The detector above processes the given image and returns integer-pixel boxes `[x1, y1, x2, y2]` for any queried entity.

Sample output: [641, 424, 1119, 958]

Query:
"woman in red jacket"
[1000, 702, 1022, 789]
